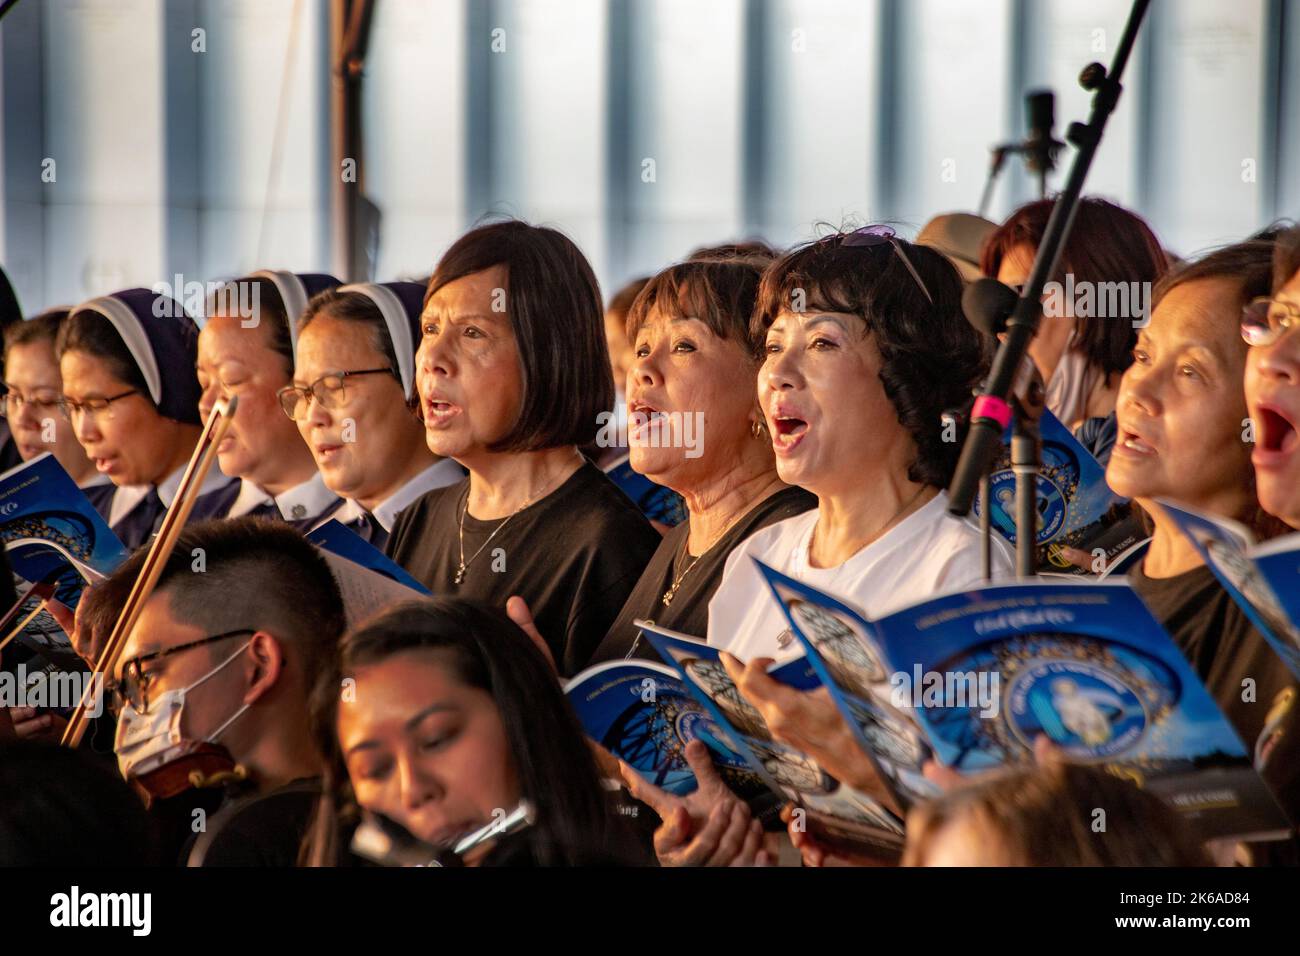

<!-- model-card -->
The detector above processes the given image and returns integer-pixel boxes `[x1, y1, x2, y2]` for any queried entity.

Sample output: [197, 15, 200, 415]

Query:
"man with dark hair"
[86, 516, 345, 865]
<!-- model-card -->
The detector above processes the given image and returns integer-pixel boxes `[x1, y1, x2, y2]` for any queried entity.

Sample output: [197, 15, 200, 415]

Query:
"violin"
[61, 398, 248, 804]
[125, 741, 248, 806]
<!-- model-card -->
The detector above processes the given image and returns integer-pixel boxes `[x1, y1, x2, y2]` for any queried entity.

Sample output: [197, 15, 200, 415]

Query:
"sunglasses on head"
[839, 225, 935, 306]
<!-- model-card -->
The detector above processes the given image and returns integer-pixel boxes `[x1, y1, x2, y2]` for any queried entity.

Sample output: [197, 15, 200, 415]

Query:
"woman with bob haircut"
[57, 288, 240, 550]
[306, 598, 647, 866]
[588, 256, 814, 664]
[387, 220, 660, 676]
[286, 281, 464, 548]
[707, 226, 1014, 664]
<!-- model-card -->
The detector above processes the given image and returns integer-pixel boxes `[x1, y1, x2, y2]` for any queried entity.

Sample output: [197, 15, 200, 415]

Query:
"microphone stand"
[948, 0, 1151, 579]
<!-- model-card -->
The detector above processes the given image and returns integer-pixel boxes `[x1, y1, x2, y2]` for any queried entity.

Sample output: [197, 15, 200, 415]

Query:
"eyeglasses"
[1, 386, 63, 419]
[1241, 296, 1300, 347]
[840, 225, 935, 306]
[111, 629, 255, 715]
[57, 389, 139, 423]
[276, 367, 393, 421]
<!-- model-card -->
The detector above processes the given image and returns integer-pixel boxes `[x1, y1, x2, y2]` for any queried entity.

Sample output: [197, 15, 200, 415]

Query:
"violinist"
[91, 516, 345, 865]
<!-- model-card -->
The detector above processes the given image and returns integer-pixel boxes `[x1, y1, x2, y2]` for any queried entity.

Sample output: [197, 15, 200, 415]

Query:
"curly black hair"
[751, 228, 988, 489]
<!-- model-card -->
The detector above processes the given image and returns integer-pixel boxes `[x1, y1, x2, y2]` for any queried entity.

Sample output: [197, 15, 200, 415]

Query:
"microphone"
[962, 278, 1044, 414]
[963, 277, 1019, 337]
[1024, 90, 1065, 190]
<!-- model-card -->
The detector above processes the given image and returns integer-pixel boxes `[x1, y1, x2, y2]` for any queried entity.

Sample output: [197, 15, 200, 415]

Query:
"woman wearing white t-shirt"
[708, 226, 1014, 662]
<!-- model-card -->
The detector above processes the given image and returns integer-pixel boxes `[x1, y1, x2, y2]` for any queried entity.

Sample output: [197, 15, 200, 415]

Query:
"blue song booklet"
[0, 453, 128, 672]
[973, 408, 1144, 575]
[602, 453, 688, 528]
[564, 659, 774, 816]
[752, 562, 1289, 843]
[1156, 498, 1300, 682]
[636, 623, 908, 853]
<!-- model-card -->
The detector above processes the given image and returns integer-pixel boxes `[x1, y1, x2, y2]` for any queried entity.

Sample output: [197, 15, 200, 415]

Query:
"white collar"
[109, 462, 236, 527]
[226, 478, 275, 518]
[157, 461, 236, 509]
[108, 484, 152, 528]
[274, 472, 341, 523]
[339, 458, 463, 533]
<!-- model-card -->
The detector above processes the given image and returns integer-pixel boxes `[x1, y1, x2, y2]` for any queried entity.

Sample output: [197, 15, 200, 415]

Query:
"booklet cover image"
[869, 580, 1288, 841]
[0, 453, 128, 672]
[1156, 497, 1300, 681]
[638, 623, 907, 852]
[972, 408, 1143, 575]
[565, 659, 764, 800]
[754, 560, 940, 810]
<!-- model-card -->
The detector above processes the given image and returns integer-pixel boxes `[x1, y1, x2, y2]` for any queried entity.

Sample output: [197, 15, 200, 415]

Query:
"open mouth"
[629, 400, 670, 438]
[1116, 429, 1155, 457]
[1256, 405, 1299, 456]
[770, 414, 809, 453]
[425, 396, 462, 426]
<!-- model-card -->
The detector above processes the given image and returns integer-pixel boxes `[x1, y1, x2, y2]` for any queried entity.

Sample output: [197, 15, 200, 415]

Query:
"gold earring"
[751, 419, 766, 440]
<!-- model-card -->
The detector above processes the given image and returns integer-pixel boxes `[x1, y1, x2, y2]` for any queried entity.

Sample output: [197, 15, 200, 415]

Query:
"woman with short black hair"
[386, 220, 660, 676]
[709, 226, 1014, 663]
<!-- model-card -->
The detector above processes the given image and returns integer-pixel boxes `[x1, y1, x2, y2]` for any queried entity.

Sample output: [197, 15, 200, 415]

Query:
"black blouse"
[587, 485, 816, 666]
[386, 460, 661, 676]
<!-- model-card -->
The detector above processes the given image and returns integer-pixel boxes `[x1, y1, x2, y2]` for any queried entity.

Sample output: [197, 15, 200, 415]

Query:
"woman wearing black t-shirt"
[386, 221, 660, 676]
[1105, 240, 1300, 832]
[587, 254, 815, 664]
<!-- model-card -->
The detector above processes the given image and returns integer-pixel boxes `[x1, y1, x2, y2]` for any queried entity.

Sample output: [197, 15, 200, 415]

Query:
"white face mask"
[114, 639, 254, 781]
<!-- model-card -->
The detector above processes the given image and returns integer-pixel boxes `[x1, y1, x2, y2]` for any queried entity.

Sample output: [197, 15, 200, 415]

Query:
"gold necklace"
[661, 540, 703, 607]
[659, 504, 753, 607]
[454, 453, 579, 584]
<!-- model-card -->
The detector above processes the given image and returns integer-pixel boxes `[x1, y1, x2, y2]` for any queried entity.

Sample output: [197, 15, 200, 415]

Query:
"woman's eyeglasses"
[276, 367, 394, 421]
[56, 389, 139, 423]
[839, 225, 935, 306]
[0, 386, 63, 419]
[1241, 296, 1300, 347]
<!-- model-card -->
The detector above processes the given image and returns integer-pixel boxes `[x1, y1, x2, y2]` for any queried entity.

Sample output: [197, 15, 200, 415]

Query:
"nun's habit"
[221, 271, 346, 532]
[324, 281, 463, 549]
[71, 288, 239, 550]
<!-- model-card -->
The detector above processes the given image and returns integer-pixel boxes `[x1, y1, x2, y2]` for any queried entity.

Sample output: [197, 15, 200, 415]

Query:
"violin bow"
[61, 396, 239, 748]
